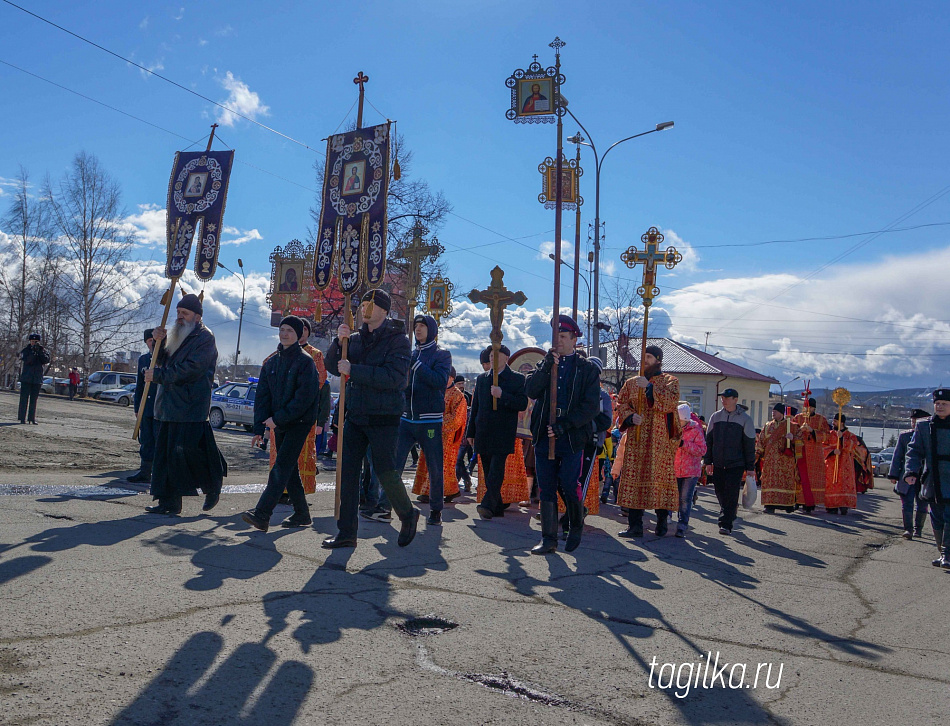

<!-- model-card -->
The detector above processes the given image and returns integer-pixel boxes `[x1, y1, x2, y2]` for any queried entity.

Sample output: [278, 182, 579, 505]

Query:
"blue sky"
[2, 1, 949, 389]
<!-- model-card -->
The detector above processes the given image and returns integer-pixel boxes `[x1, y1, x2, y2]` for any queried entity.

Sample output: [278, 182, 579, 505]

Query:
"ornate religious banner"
[315, 122, 392, 293]
[505, 55, 564, 125]
[539, 153, 582, 210]
[165, 149, 235, 280]
[268, 239, 317, 326]
[424, 274, 454, 323]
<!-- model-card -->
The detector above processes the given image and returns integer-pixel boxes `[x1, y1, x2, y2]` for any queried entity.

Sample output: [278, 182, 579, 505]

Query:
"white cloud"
[662, 228, 700, 274]
[662, 245, 950, 387]
[537, 239, 574, 264]
[139, 16, 149, 30]
[198, 39, 208, 47]
[215, 25, 234, 37]
[173, 8, 185, 21]
[125, 204, 167, 246]
[215, 72, 269, 127]
[221, 226, 263, 246]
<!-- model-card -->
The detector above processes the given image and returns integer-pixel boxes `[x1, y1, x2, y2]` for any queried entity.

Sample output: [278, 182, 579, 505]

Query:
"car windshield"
[125, 383, 137, 391]
[88, 372, 106, 383]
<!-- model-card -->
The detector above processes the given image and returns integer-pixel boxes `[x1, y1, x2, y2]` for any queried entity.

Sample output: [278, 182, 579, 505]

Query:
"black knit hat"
[299, 317, 312, 335]
[773, 402, 785, 413]
[144, 328, 154, 343]
[645, 344, 663, 362]
[933, 389, 950, 403]
[480, 347, 492, 365]
[361, 288, 391, 313]
[177, 293, 203, 316]
[279, 315, 304, 339]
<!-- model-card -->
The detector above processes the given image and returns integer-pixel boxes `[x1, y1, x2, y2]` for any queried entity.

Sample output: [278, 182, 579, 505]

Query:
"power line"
[1, 0, 323, 153]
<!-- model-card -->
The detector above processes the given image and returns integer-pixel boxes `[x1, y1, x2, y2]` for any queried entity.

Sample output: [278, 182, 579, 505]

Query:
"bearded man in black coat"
[144, 294, 227, 515]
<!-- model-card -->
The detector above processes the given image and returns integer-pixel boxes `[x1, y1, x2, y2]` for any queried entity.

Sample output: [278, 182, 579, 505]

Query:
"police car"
[209, 378, 257, 431]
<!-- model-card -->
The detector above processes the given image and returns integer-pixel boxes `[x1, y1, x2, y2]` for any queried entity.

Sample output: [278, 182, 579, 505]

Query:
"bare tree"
[599, 276, 644, 392]
[0, 167, 52, 382]
[45, 152, 147, 377]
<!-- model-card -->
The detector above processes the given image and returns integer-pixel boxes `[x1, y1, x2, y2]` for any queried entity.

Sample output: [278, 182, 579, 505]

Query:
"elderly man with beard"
[144, 294, 227, 515]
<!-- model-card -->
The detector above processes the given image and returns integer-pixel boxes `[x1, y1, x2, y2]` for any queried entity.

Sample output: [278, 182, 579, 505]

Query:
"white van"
[87, 370, 137, 399]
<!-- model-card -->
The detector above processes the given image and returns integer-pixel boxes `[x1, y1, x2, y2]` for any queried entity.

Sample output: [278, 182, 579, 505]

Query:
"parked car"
[40, 377, 70, 394]
[99, 382, 137, 407]
[86, 370, 137, 399]
[209, 381, 257, 431]
[872, 452, 893, 477]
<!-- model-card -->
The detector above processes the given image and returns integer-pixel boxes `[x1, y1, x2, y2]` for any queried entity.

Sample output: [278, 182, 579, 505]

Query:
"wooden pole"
[635, 305, 650, 444]
[332, 74, 369, 519]
[549, 50, 564, 460]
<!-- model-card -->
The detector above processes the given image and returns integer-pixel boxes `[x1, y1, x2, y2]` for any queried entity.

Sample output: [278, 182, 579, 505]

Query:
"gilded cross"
[353, 71, 369, 90]
[395, 220, 442, 322]
[621, 226, 682, 309]
[467, 266, 527, 409]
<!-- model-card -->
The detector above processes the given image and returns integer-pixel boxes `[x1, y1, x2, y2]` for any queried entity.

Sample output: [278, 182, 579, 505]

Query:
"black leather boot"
[619, 509, 644, 538]
[915, 509, 928, 538]
[564, 499, 584, 553]
[531, 501, 559, 554]
[655, 509, 669, 537]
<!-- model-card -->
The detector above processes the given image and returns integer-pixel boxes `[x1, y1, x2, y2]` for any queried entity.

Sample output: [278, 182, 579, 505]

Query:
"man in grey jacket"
[903, 389, 950, 569]
[703, 388, 756, 535]
[144, 294, 227, 515]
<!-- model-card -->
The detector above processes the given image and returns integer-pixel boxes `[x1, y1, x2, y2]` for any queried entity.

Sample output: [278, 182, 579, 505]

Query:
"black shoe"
[416, 495, 430, 503]
[619, 511, 644, 539]
[785, 506, 795, 513]
[532, 501, 559, 554]
[241, 510, 269, 532]
[839, 507, 848, 515]
[322, 534, 357, 549]
[463, 483, 472, 493]
[202, 490, 220, 512]
[18, 420, 25, 425]
[565, 501, 584, 553]
[444, 493, 459, 503]
[426, 510, 442, 526]
[764, 506, 776, 514]
[655, 510, 669, 538]
[398, 508, 421, 547]
[280, 513, 312, 528]
[30, 421, 38, 425]
[145, 504, 169, 514]
[278, 493, 291, 505]
[127, 472, 151, 484]
[942, 557, 950, 570]
[933, 557, 944, 567]
[476, 505, 494, 520]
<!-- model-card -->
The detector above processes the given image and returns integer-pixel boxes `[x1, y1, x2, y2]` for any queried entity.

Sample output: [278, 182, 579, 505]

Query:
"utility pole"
[704, 332, 710, 352]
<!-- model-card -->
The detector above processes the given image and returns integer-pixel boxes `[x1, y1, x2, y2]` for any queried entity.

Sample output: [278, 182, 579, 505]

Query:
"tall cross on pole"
[468, 266, 527, 410]
[395, 220, 442, 324]
[547, 35, 566, 459]
[621, 226, 682, 441]
[353, 71, 369, 128]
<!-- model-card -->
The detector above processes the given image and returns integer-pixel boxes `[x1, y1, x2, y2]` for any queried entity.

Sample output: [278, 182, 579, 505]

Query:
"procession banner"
[165, 150, 235, 280]
[315, 122, 392, 292]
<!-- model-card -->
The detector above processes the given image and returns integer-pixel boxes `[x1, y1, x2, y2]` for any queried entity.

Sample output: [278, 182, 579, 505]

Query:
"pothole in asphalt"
[41, 513, 74, 520]
[461, 671, 575, 707]
[397, 616, 459, 637]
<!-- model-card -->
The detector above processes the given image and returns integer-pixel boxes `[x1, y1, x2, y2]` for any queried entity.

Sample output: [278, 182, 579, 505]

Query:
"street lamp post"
[777, 375, 801, 407]
[549, 253, 592, 348]
[563, 109, 674, 359]
[218, 259, 246, 379]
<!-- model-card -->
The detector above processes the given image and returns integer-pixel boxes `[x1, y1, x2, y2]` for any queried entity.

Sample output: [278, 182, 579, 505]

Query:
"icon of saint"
[522, 83, 549, 113]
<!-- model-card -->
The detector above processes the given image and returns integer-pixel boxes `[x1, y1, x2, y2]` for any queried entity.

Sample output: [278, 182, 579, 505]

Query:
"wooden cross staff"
[467, 266, 526, 410]
[621, 226, 682, 442]
[395, 221, 441, 324]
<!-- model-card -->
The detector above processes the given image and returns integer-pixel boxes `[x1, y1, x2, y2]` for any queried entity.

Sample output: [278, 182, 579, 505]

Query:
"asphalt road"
[0, 390, 947, 725]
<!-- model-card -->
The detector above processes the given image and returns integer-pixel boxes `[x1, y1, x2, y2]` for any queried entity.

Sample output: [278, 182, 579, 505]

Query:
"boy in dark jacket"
[242, 316, 320, 532]
[18, 333, 50, 424]
[129, 329, 158, 483]
[524, 316, 601, 554]
[386, 314, 452, 525]
[323, 289, 421, 549]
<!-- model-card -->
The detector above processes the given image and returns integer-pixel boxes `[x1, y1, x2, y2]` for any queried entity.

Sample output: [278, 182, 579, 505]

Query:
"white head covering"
[678, 402, 692, 421]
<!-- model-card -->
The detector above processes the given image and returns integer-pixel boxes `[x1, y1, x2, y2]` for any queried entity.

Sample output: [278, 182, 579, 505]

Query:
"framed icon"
[341, 160, 366, 196]
[184, 172, 209, 198]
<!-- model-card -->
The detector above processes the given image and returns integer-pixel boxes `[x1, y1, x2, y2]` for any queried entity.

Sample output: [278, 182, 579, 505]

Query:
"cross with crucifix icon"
[395, 220, 443, 323]
[621, 226, 682, 441]
[468, 266, 527, 409]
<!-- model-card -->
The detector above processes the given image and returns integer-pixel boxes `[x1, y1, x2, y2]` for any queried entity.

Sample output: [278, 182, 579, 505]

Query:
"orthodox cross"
[467, 266, 527, 410]
[621, 226, 682, 441]
[395, 220, 442, 324]
[353, 71, 369, 128]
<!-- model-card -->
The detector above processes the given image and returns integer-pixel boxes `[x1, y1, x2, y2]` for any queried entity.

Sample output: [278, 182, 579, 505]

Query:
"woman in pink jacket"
[674, 403, 707, 537]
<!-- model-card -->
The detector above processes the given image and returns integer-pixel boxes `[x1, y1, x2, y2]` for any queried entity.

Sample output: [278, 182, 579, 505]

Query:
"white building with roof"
[602, 337, 779, 429]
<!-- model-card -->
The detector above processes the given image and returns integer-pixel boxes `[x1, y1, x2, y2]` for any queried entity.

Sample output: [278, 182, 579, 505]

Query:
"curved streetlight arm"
[548, 253, 591, 296]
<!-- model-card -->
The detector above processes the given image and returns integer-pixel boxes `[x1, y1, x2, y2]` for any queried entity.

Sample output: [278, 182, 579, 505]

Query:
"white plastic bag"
[741, 474, 758, 509]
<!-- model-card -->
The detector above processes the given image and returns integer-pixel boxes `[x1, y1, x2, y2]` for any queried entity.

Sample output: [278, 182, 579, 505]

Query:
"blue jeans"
[677, 476, 700, 530]
[389, 420, 444, 512]
[534, 448, 584, 504]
